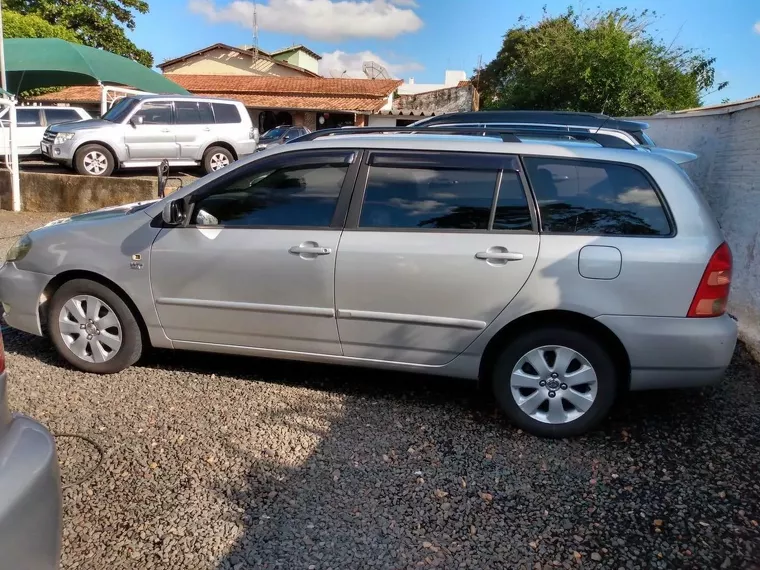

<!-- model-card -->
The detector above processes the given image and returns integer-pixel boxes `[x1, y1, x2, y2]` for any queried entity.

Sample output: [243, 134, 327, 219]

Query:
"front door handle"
[289, 242, 332, 259]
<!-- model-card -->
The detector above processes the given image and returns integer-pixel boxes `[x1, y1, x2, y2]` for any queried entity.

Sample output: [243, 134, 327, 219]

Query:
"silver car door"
[150, 148, 360, 355]
[335, 151, 540, 365]
[123, 101, 178, 160]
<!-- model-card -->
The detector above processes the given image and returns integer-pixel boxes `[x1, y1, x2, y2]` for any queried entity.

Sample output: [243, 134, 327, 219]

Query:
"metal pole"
[0, 4, 6, 91]
[9, 103, 20, 211]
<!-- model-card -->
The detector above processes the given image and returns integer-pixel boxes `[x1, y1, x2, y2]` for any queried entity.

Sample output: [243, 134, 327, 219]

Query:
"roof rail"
[290, 126, 635, 149]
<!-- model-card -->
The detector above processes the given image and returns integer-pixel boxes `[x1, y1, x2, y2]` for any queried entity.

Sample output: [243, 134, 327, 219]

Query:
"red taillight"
[688, 242, 732, 318]
[0, 330, 4, 374]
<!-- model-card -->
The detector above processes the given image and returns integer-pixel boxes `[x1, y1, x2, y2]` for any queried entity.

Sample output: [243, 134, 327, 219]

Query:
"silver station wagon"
[0, 131, 737, 437]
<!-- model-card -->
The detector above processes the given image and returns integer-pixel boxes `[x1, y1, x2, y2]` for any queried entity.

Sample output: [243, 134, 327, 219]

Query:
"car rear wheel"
[491, 327, 617, 438]
[203, 146, 234, 174]
[75, 144, 115, 176]
[48, 279, 142, 374]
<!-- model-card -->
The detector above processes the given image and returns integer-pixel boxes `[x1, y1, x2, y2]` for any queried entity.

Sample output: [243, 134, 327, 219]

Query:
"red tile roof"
[166, 74, 402, 97]
[28, 75, 401, 113]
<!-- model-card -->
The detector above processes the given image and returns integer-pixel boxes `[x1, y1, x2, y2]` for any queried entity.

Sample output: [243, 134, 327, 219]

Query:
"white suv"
[41, 95, 259, 176]
[0, 105, 91, 158]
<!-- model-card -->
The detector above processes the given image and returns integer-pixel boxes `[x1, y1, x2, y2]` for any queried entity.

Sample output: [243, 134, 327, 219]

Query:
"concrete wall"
[0, 171, 155, 213]
[163, 48, 309, 77]
[272, 50, 319, 75]
[368, 115, 399, 127]
[642, 105, 760, 350]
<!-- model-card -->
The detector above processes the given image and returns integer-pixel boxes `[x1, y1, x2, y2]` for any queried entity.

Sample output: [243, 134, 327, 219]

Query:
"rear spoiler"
[643, 147, 698, 165]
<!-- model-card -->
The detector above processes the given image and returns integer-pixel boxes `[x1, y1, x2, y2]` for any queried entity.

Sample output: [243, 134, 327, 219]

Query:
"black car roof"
[415, 111, 648, 132]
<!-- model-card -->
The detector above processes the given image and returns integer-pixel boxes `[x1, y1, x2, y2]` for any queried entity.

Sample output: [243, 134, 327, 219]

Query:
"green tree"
[477, 7, 727, 115]
[2, 10, 79, 42]
[3, 0, 153, 67]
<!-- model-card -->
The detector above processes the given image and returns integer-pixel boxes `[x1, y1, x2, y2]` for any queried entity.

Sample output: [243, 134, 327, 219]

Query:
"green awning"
[2, 38, 189, 95]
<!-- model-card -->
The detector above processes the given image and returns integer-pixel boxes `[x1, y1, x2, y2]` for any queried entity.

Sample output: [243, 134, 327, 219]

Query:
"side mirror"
[162, 200, 185, 226]
[130, 115, 144, 127]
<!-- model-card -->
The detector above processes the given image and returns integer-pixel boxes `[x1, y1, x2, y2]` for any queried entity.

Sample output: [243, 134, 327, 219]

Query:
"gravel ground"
[3, 324, 760, 570]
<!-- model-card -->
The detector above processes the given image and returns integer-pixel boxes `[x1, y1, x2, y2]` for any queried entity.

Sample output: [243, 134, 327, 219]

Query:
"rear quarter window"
[212, 103, 242, 124]
[525, 157, 671, 236]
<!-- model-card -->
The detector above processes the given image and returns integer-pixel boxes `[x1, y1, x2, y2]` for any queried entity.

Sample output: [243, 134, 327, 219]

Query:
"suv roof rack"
[409, 111, 649, 132]
[291, 125, 635, 149]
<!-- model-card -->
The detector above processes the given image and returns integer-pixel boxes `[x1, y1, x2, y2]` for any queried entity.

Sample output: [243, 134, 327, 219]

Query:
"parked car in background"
[257, 125, 311, 151]
[0, 105, 91, 159]
[0, 131, 737, 438]
[410, 110, 698, 164]
[0, 328, 62, 569]
[41, 94, 259, 176]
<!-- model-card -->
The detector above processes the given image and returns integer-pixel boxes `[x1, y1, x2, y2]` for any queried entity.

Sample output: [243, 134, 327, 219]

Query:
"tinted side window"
[525, 157, 671, 236]
[17, 109, 42, 126]
[191, 156, 350, 227]
[360, 166, 498, 230]
[44, 108, 81, 124]
[212, 103, 241, 124]
[133, 102, 173, 125]
[493, 171, 533, 231]
[175, 101, 213, 125]
[198, 102, 214, 124]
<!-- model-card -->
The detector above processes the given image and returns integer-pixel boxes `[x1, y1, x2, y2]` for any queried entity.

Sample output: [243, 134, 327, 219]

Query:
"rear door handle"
[289, 242, 332, 258]
[161, 128, 171, 133]
[475, 249, 524, 261]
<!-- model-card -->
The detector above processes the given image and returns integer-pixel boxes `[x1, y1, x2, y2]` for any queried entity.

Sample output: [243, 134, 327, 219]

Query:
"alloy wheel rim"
[510, 345, 598, 424]
[83, 151, 108, 175]
[58, 295, 123, 363]
[210, 153, 230, 170]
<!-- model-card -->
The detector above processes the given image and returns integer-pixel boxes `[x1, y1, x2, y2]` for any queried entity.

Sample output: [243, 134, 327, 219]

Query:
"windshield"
[261, 127, 289, 140]
[102, 97, 140, 123]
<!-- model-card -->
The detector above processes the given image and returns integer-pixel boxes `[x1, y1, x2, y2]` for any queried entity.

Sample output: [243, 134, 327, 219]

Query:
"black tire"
[203, 146, 234, 174]
[74, 143, 115, 176]
[48, 279, 142, 374]
[491, 327, 618, 438]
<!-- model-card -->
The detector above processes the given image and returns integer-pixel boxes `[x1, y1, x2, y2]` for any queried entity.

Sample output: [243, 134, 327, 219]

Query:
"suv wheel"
[491, 327, 618, 438]
[48, 279, 142, 374]
[75, 144, 115, 176]
[203, 146, 233, 174]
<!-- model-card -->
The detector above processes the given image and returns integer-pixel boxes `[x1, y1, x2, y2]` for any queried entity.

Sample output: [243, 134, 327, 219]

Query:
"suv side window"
[212, 103, 242, 124]
[190, 151, 353, 228]
[17, 108, 42, 126]
[175, 101, 214, 125]
[133, 101, 173, 125]
[44, 108, 81, 124]
[358, 154, 532, 231]
[524, 157, 671, 236]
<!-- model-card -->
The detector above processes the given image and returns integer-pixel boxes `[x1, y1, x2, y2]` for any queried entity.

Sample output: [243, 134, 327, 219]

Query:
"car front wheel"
[491, 327, 618, 438]
[74, 144, 115, 176]
[48, 279, 142, 374]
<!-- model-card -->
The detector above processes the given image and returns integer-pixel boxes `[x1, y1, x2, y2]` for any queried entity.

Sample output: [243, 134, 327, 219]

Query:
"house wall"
[368, 115, 398, 127]
[272, 51, 319, 75]
[163, 48, 309, 77]
[641, 105, 760, 351]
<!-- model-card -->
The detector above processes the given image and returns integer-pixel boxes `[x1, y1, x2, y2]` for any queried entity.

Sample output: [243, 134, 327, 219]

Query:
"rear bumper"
[0, 262, 52, 337]
[235, 140, 258, 157]
[0, 371, 62, 570]
[596, 314, 738, 390]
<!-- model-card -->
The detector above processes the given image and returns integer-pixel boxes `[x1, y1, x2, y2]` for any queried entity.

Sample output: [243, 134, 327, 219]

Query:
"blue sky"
[130, 0, 760, 105]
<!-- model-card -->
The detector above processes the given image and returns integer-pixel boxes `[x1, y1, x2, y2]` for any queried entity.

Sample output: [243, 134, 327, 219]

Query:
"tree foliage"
[2, 9, 79, 42]
[476, 7, 727, 115]
[3, 0, 153, 67]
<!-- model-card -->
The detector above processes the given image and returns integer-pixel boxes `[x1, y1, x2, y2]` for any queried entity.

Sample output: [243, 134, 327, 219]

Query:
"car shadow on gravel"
[6, 328, 760, 568]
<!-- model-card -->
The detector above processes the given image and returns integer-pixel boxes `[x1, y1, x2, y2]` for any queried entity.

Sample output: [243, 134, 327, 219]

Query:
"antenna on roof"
[329, 68, 348, 78]
[252, 1, 259, 63]
[362, 61, 392, 80]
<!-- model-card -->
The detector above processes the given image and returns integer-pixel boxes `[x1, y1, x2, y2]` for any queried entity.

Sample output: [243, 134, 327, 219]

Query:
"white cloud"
[390, 0, 418, 6]
[319, 49, 423, 78]
[754, 21, 760, 34]
[188, 0, 423, 42]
